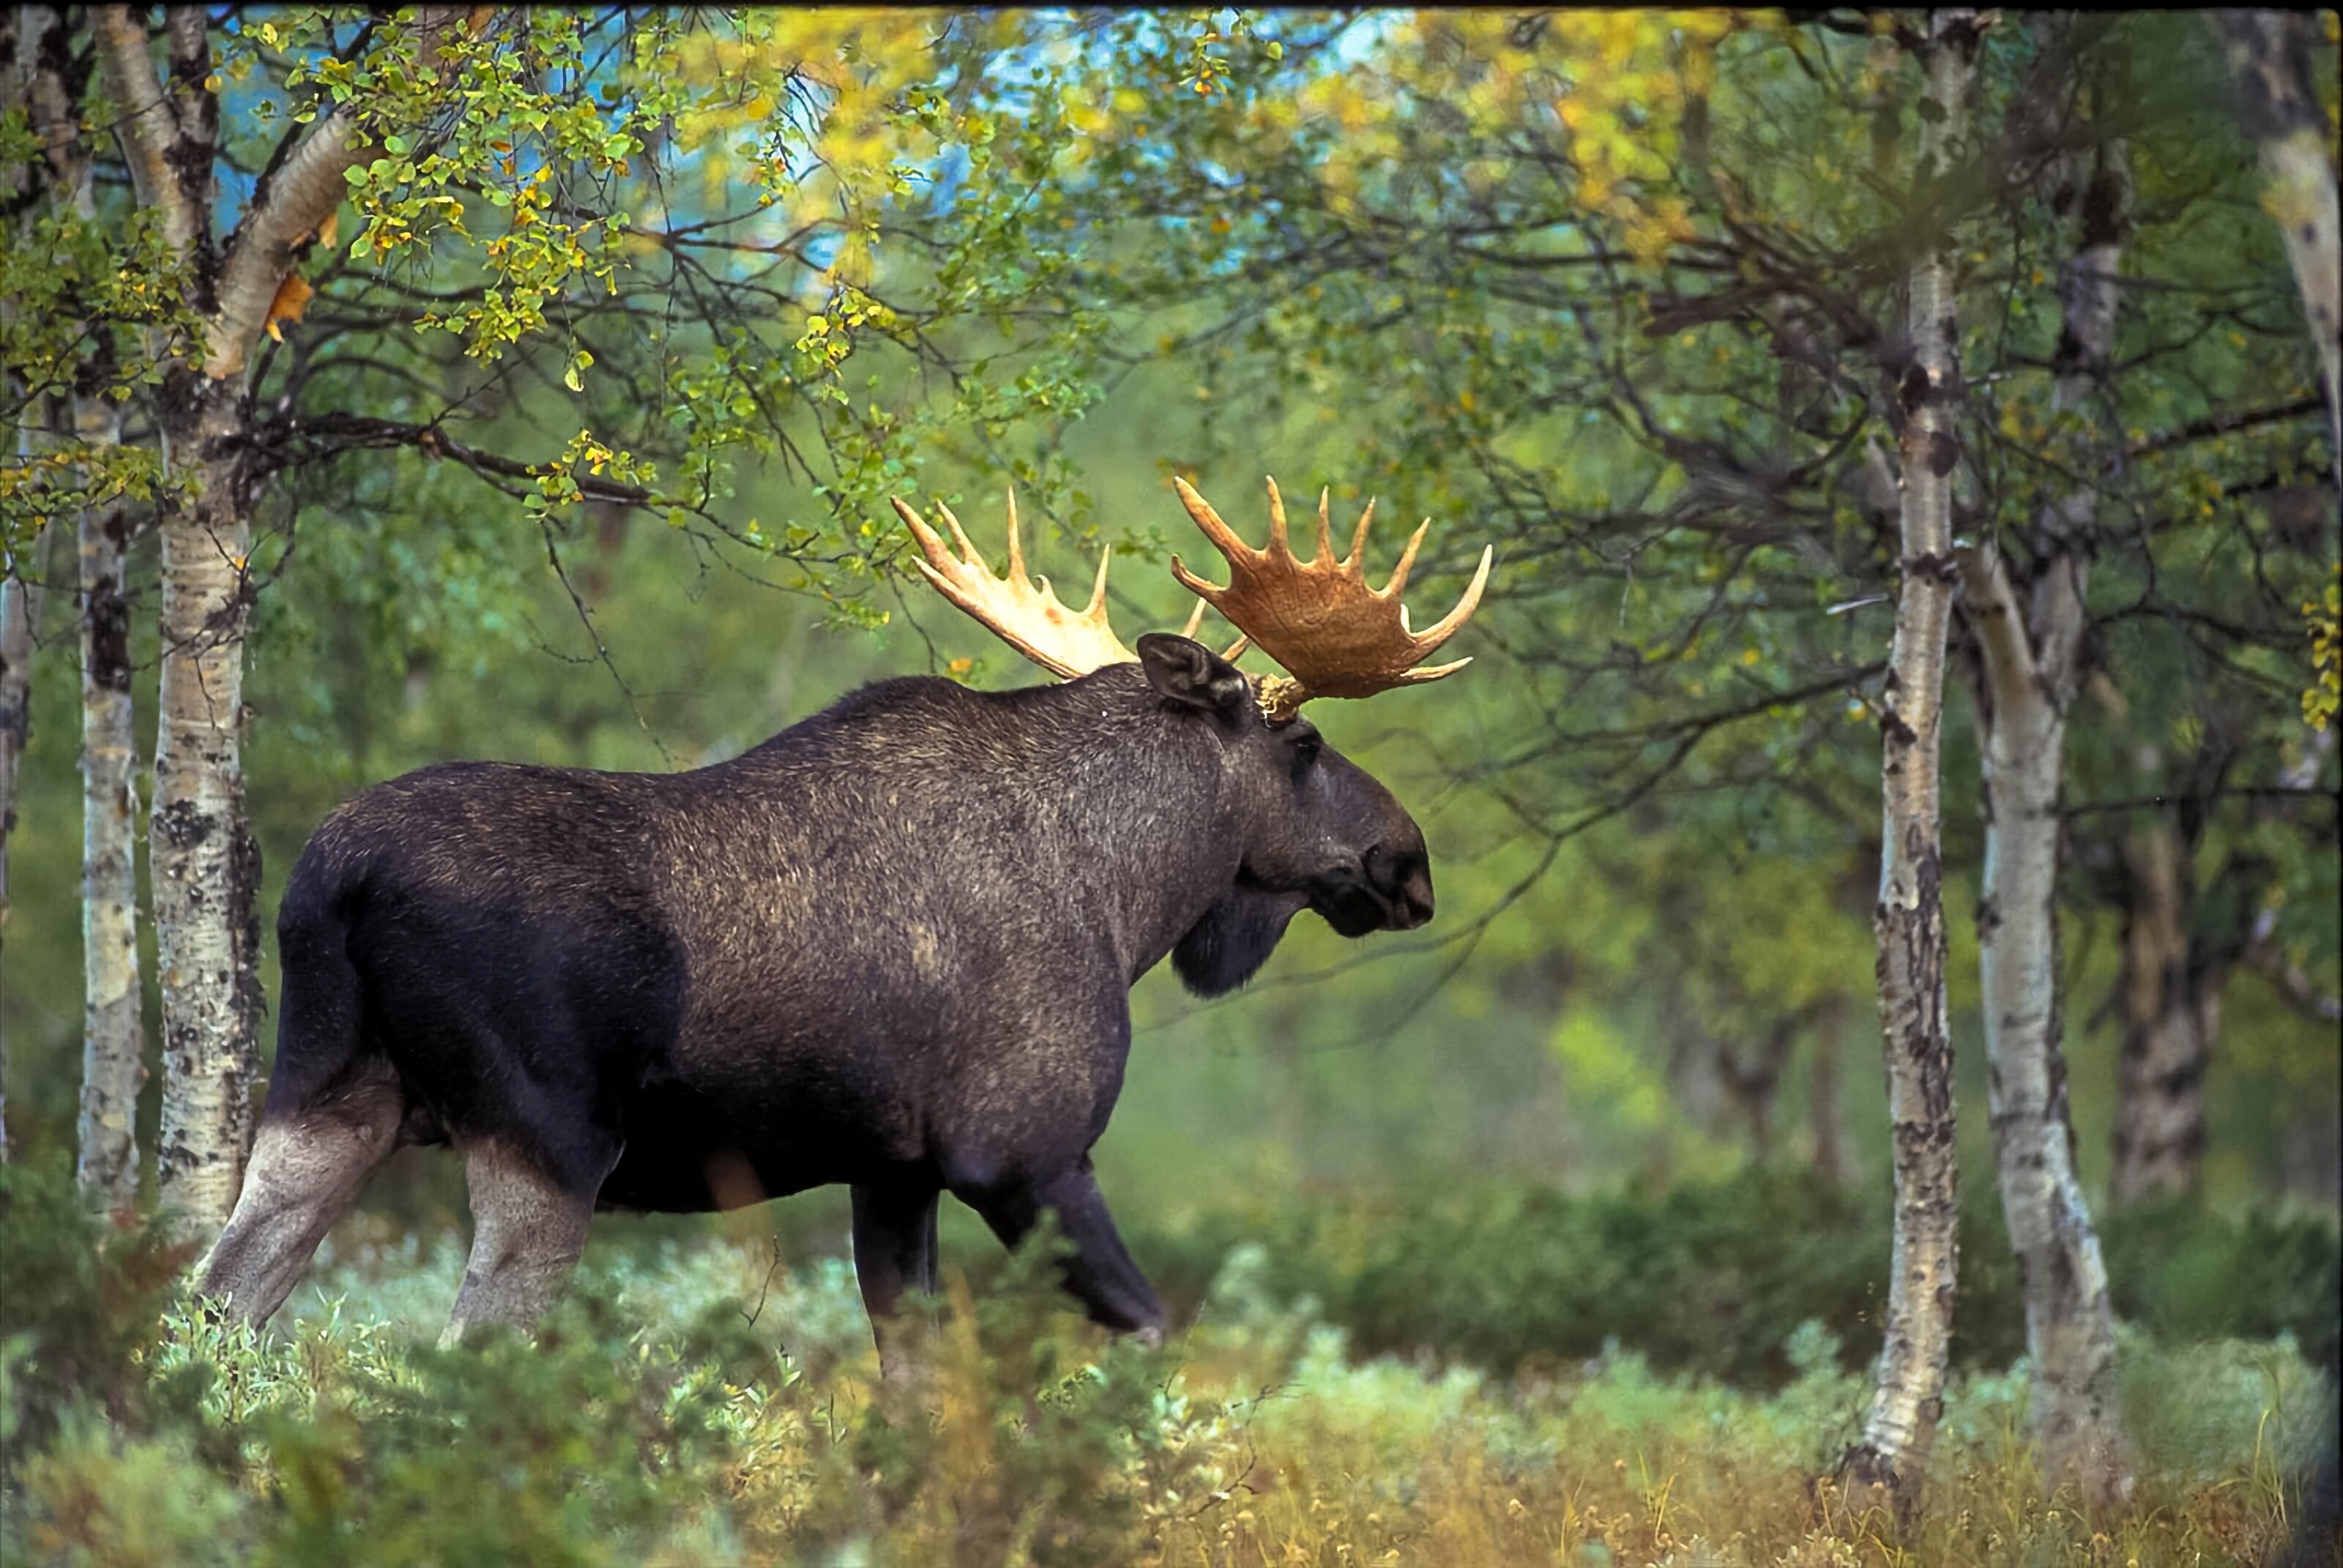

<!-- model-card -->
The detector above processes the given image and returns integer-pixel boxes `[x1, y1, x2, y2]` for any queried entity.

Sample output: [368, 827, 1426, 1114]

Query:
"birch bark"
[1839, 7, 1981, 1521]
[77, 387, 146, 1210]
[2211, 11, 2343, 492]
[20, 3, 154, 1206]
[1955, 92, 2132, 1507]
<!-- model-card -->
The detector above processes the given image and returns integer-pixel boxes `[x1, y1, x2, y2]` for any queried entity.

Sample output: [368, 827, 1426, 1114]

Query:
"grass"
[5, 1203, 2334, 1568]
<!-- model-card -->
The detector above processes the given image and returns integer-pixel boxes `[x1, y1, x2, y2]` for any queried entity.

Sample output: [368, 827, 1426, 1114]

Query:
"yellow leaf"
[264, 273, 314, 343]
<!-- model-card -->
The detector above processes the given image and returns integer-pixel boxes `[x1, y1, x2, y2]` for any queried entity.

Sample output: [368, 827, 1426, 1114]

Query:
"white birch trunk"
[150, 409, 264, 1226]
[1841, 8, 1980, 1520]
[1957, 105, 2132, 1508]
[77, 391, 147, 1209]
[2212, 11, 2343, 490]
[28, 19, 154, 1204]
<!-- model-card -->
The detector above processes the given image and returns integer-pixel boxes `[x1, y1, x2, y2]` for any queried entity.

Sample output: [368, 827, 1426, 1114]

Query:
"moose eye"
[1288, 726, 1322, 777]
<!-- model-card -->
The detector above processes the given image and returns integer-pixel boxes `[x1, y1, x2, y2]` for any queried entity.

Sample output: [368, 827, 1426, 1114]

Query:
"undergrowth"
[1, 1160, 2334, 1567]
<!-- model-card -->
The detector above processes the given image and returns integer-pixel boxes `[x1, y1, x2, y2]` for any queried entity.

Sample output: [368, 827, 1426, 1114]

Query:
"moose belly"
[595, 1057, 926, 1213]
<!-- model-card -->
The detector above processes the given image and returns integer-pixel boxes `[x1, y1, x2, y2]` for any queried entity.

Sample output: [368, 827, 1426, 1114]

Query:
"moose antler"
[893, 493, 1138, 679]
[1169, 477, 1491, 720]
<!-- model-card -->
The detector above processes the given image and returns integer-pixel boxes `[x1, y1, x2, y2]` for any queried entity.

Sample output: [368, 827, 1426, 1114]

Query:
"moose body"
[198, 638, 1434, 1345]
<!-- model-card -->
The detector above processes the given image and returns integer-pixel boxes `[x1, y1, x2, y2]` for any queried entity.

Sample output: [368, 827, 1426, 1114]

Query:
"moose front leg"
[852, 1179, 942, 1374]
[961, 1156, 1166, 1342]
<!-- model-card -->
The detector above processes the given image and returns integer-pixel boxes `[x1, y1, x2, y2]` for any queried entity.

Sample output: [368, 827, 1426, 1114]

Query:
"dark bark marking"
[1927, 430, 1962, 477]
[154, 798, 214, 851]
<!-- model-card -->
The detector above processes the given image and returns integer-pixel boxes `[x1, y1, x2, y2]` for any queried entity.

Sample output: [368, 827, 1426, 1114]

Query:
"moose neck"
[997, 665, 1257, 983]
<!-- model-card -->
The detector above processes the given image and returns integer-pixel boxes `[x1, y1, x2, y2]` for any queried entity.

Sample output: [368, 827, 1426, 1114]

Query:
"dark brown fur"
[197, 637, 1434, 1349]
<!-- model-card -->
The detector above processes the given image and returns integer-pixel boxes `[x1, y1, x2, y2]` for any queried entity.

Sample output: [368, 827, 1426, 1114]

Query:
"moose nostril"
[1364, 845, 1434, 927]
[1367, 845, 1420, 892]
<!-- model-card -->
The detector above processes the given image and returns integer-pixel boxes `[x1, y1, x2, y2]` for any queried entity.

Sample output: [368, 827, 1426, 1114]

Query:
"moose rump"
[196, 477, 1483, 1356]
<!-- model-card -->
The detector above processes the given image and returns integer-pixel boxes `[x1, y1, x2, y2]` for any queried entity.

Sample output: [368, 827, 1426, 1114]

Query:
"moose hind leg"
[962, 1157, 1166, 1341]
[442, 1141, 599, 1344]
[194, 1081, 406, 1326]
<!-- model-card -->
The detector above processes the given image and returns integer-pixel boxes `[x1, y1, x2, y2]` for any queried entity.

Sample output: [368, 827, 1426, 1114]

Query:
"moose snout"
[1365, 843, 1434, 930]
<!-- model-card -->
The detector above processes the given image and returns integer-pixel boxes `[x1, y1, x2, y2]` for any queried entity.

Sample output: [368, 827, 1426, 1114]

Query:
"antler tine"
[936, 500, 980, 565]
[1084, 548, 1112, 616]
[1345, 494, 1377, 579]
[1002, 490, 1026, 583]
[1404, 544, 1494, 654]
[1173, 476, 1258, 564]
[1264, 476, 1291, 557]
[1305, 481, 1334, 564]
[1381, 518, 1430, 605]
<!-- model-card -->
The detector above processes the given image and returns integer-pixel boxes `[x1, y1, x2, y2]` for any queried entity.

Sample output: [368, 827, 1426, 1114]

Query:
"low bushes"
[1133, 1172, 2343, 1384]
[1, 1157, 2333, 1565]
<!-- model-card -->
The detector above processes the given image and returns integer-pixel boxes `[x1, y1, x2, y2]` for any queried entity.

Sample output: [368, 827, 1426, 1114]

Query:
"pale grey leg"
[194, 1083, 404, 1326]
[441, 1141, 597, 1345]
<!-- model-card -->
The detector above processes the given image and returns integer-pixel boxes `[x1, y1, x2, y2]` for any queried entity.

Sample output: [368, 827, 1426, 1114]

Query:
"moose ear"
[1136, 632, 1254, 723]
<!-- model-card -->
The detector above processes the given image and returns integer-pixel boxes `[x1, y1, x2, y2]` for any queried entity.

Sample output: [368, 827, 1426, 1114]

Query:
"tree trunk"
[0, 565, 31, 938]
[89, 5, 256, 1228]
[1962, 543, 2130, 1504]
[0, 5, 59, 1166]
[77, 392, 146, 1209]
[2110, 819, 2218, 1202]
[32, 22, 153, 1203]
[2212, 11, 2343, 491]
[0, 561, 31, 1165]
[92, 3, 473, 1230]
[149, 384, 269, 1228]
[1840, 8, 1980, 1522]
[1953, 86, 2131, 1509]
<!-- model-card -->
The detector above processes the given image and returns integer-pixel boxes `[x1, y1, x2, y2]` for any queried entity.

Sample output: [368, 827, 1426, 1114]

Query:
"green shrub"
[2103, 1200, 2343, 1367]
[1136, 1174, 2342, 1386]
[0, 1157, 195, 1458]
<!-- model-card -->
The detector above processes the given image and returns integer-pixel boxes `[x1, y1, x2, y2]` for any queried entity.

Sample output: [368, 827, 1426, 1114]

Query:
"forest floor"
[7, 1208, 2333, 1568]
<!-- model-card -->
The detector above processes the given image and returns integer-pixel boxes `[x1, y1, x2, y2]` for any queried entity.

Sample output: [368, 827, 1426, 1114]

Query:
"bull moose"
[195, 477, 1491, 1355]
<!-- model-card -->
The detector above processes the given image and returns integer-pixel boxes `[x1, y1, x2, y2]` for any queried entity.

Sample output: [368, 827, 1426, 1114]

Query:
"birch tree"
[2, 5, 150, 1206]
[1954, 101, 2131, 1501]
[1836, 9, 1981, 1517]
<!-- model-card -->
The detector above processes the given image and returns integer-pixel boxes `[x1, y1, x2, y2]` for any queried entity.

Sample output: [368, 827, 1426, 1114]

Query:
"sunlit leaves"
[2308, 567, 2341, 731]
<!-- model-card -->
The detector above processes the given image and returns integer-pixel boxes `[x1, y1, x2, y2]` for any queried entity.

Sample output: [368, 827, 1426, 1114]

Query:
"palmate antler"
[1169, 477, 1492, 721]
[894, 477, 1488, 721]
[893, 493, 1224, 679]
